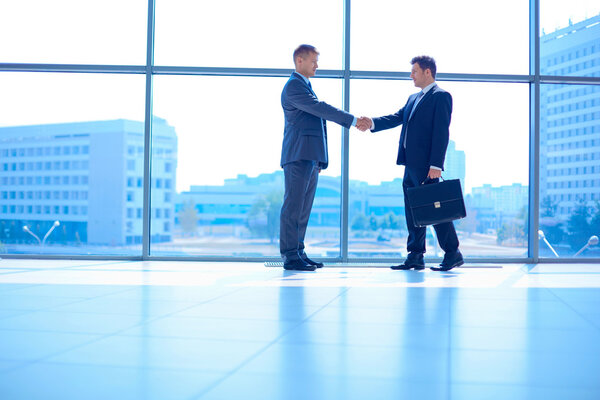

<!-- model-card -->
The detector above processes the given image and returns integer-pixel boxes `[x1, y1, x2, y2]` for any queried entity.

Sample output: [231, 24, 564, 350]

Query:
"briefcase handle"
[421, 176, 446, 185]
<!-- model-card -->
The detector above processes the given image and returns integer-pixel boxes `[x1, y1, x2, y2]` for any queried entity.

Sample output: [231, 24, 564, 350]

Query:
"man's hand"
[356, 116, 372, 132]
[427, 168, 442, 179]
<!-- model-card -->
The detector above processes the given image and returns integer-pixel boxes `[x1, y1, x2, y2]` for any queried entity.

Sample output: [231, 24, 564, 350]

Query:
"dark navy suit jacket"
[372, 85, 452, 171]
[280, 72, 354, 169]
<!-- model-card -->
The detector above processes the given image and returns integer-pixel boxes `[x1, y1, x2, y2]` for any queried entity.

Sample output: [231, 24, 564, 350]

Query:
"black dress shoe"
[301, 255, 324, 268]
[283, 258, 316, 271]
[391, 253, 425, 270]
[431, 251, 464, 271]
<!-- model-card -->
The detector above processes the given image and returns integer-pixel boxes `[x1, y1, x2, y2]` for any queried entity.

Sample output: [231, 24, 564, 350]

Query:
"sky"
[1, 0, 599, 194]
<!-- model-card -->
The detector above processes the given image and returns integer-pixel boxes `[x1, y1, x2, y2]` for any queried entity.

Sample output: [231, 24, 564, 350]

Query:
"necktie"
[404, 91, 425, 148]
[409, 91, 425, 120]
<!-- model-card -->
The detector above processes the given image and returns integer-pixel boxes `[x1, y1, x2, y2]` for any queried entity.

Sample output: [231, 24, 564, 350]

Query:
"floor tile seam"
[60, 260, 135, 270]
[306, 300, 567, 310]
[528, 271, 600, 275]
[76, 287, 257, 336]
[0, 321, 156, 336]
[266, 339, 451, 351]
[0, 291, 246, 372]
[0, 358, 235, 376]
[115, 332, 286, 344]
[0, 359, 38, 375]
[0, 310, 33, 321]
[0, 270, 35, 276]
[42, 287, 249, 318]
[546, 288, 600, 332]
[495, 263, 533, 289]
[0, 261, 132, 273]
[449, 380, 600, 389]
[272, 339, 600, 354]
[0, 332, 112, 375]
[19, 295, 126, 313]
[188, 287, 354, 400]
[451, 378, 600, 394]
[0, 285, 144, 303]
[445, 322, 598, 330]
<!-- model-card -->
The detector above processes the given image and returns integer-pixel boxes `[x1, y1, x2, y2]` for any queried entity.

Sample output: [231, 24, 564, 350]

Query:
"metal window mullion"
[340, 0, 351, 262]
[142, 0, 156, 259]
[528, 0, 540, 262]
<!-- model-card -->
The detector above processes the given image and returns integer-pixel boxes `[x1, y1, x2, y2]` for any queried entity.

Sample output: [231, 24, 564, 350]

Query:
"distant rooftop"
[542, 13, 600, 42]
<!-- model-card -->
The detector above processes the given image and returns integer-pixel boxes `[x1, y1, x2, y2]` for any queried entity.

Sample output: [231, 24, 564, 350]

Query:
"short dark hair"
[293, 44, 319, 64]
[411, 55, 437, 78]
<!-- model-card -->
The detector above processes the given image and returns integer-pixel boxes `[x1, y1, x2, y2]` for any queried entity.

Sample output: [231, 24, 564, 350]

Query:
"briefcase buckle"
[434, 201, 441, 208]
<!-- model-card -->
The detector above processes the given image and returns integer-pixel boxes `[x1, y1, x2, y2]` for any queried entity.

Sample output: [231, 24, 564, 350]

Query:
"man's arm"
[428, 91, 452, 172]
[285, 80, 354, 128]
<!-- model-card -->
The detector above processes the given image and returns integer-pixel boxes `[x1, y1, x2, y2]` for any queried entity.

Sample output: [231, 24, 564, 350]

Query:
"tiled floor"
[0, 260, 599, 400]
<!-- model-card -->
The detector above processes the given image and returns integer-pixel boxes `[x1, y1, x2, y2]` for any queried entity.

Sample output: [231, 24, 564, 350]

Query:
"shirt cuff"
[352, 117, 357, 127]
[430, 166, 442, 171]
[371, 120, 375, 130]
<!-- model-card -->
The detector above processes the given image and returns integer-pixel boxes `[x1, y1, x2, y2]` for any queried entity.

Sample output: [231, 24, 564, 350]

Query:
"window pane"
[349, 80, 529, 258]
[0, 72, 146, 255]
[151, 76, 343, 257]
[351, 0, 528, 74]
[539, 83, 600, 258]
[0, 0, 147, 64]
[540, 7, 600, 78]
[154, 0, 342, 69]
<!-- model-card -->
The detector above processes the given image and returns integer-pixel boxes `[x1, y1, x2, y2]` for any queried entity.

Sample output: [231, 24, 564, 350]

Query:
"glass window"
[349, 79, 529, 258]
[151, 75, 343, 256]
[0, 0, 147, 64]
[351, 0, 528, 74]
[154, 0, 342, 69]
[539, 83, 600, 259]
[540, 3, 600, 77]
[0, 72, 145, 255]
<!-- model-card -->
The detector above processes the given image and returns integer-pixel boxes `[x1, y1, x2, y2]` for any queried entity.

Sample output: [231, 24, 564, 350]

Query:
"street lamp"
[23, 220, 60, 246]
[538, 230, 559, 257]
[574, 235, 599, 257]
[43, 220, 60, 245]
[23, 225, 41, 245]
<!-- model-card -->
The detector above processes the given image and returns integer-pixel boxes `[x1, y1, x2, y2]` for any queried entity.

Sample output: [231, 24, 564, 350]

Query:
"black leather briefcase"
[405, 178, 466, 227]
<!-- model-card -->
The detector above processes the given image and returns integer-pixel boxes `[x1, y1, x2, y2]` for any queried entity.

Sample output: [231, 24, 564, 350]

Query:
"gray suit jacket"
[280, 72, 354, 169]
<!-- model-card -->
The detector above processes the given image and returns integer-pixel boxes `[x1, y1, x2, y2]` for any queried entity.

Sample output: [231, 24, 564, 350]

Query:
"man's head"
[410, 56, 436, 89]
[294, 44, 319, 78]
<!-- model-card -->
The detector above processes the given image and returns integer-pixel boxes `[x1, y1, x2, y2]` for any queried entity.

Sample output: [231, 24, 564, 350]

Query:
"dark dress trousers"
[371, 84, 459, 255]
[279, 72, 354, 261]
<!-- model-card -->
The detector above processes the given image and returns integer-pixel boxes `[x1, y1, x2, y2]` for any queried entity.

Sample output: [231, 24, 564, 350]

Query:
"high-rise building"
[467, 183, 529, 232]
[540, 14, 600, 218]
[0, 118, 177, 247]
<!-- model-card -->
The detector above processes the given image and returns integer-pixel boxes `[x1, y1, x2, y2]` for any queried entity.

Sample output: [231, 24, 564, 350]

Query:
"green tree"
[247, 190, 283, 243]
[540, 195, 558, 217]
[497, 220, 525, 245]
[539, 196, 565, 245]
[590, 201, 600, 234]
[380, 212, 400, 230]
[178, 200, 199, 237]
[351, 213, 369, 231]
[566, 199, 593, 251]
[369, 214, 379, 231]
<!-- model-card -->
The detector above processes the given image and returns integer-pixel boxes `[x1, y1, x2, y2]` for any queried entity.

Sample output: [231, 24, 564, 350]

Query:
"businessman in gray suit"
[280, 44, 362, 271]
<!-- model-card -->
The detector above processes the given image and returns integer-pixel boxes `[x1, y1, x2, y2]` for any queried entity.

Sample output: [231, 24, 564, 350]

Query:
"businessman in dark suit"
[357, 56, 463, 271]
[280, 44, 360, 271]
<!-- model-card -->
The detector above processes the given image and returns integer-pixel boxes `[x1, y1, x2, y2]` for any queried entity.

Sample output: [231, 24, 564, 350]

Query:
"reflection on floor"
[0, 260, 599, 400]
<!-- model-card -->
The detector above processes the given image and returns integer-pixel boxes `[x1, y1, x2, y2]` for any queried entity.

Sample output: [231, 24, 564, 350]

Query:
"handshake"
[355, 116, 373, 132]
